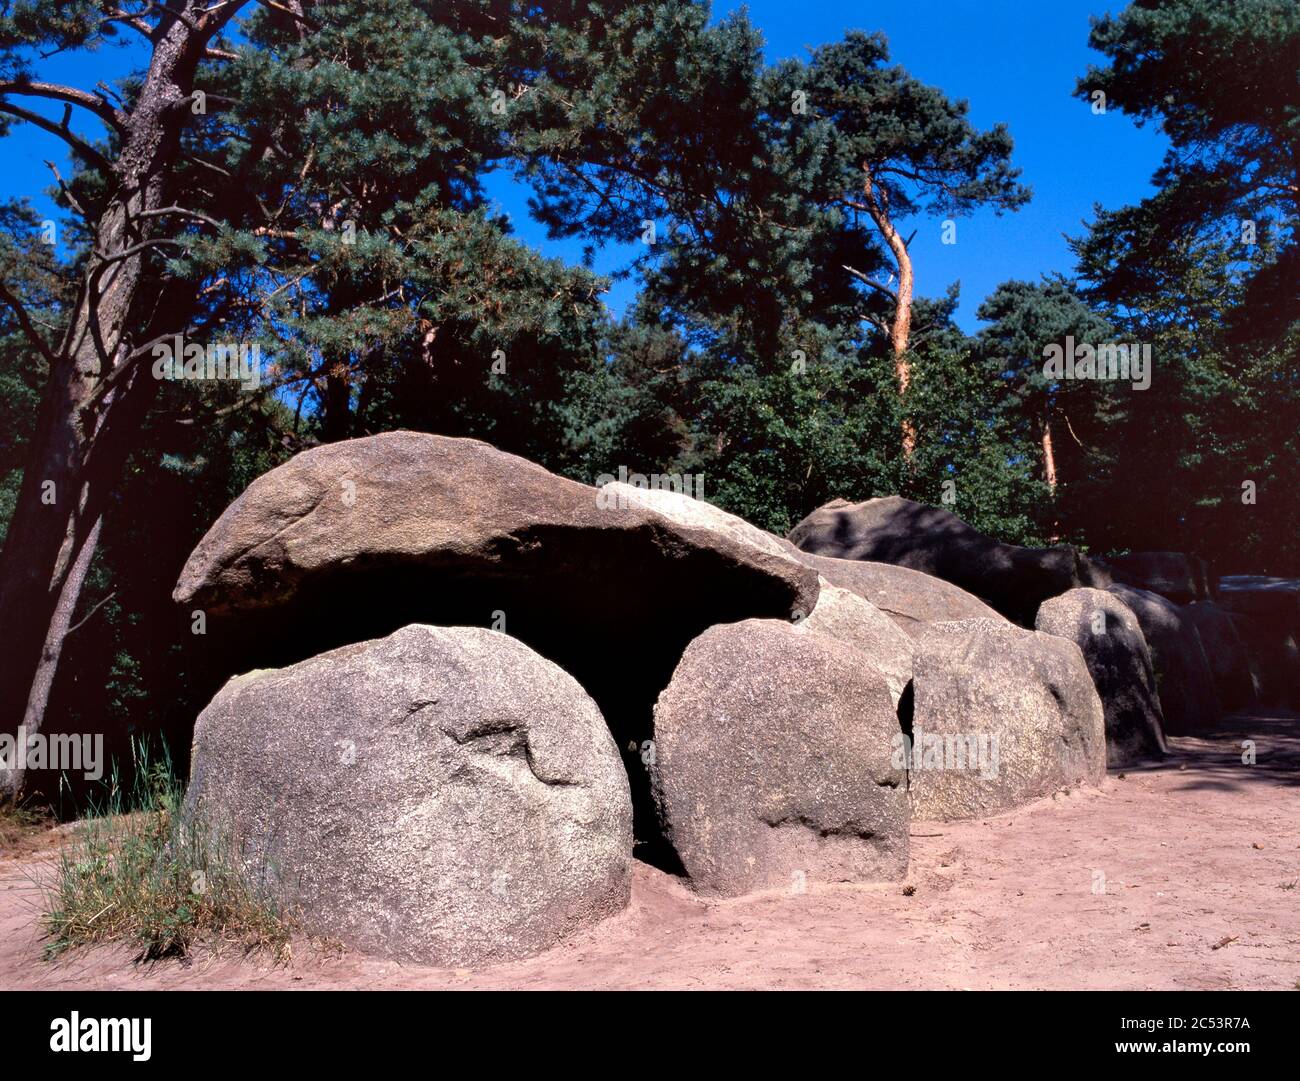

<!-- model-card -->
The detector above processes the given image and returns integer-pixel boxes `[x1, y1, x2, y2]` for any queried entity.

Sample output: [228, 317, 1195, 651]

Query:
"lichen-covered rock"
[1103, 551, 1215, 605]
[1213, 578, 1300, 709]
[600, 481, 797, 562]
[1108, 583, 1221, 734]
[185, 624, 632, 967]
[173, 432, 818, 852]
[1184, 601, 1262, 713]
[176, 432, 816, 620]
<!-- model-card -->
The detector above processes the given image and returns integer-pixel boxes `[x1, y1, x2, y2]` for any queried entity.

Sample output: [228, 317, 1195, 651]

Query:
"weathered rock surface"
[1035, 588, 1167, 766]
[173, 432, 818, 852]
[1229, 612, 1300, 709]
[1109, 584, 1221, 734]
[185, 624, 633, 967]
[778, 541, 1005, 639]
[1103, 551, 1215, 605]
[652, 619, 908, 897]
[176, 432, 816, 619]
[908, 619, 1106, 819]
[788, 495, 1108, 625]
[795, 577, 913, 707]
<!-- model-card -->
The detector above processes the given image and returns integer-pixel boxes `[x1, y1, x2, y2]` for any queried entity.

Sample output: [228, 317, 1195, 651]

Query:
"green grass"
[40, 739, 296, 962]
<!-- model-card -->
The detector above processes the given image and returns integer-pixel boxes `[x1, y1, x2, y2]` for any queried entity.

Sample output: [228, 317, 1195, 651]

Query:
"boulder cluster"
[175, 433, 1294, 966]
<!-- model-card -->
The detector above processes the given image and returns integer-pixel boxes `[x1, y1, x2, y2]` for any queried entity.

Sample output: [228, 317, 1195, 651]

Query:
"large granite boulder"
[1184, 601, 1262, 713]
[908, 619, 1106, 819]
[176, 433, 815, 620]
[1107, 584, 1220, 734]
[1103, 551, 1215, 605]
[185, 624, 633, 967]
[174, 432, 818, 853]
[787, 495, 1108, 626]
[778, 542, 1006, 639]
[794, 578, 913, 707]
[1035, 588, 1167, 766]
[1227, 613, 1300, 708]
[652, 619, 908, 897]
[608, 487, 917, 706]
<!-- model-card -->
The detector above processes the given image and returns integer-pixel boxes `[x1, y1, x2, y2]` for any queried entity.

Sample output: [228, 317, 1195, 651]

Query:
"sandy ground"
[2, 710, 1297, 991]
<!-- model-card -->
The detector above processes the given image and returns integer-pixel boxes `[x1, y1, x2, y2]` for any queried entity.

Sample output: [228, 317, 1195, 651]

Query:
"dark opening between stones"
[895, 679, 914, 741]
[181, 524, 807, 872]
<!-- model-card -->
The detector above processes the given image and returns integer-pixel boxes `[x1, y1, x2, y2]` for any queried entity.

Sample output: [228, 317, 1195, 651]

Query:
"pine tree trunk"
[0, 1, 237, 804]
[861, 165, 916, 458]
[1041, 413, 1058, 493]
[322, 368, 352, 442]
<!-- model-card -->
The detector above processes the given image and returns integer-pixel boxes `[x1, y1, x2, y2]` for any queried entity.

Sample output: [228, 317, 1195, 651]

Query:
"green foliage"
[0, 200, 65, 548]
[1070, 0, 1300, 570]
[904, 293, 1054, 545]
[1, 0, 1297, 814]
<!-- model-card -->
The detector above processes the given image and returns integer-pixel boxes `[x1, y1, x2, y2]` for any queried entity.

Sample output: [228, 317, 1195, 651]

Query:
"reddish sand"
[2, 710, 1297, 991]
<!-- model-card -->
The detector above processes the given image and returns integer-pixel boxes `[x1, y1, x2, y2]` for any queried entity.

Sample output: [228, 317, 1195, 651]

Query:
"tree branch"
[842, 264, 898, 302]
[133, 205, 225, 231]
[0, 102, 112, 173]
[0, 281, 59, 367]
[66, 591, 117, 636]
[43, 159, 90, 218]
[253, 0, 322, 31]
[92, 238, 186, 266]
[0, 80, 128, 131]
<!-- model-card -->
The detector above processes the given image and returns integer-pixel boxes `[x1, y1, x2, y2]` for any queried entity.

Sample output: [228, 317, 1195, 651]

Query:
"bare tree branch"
[0, 79, 128, 131]
[43, 159, 90, 218]
[842, 263, 899, 302]
[134, 205, 225, 231]
[92, 238, 187, 265]
[253, 0, 321, 31]
[66, 591, 117, 636]
[0, 102, 112, 173]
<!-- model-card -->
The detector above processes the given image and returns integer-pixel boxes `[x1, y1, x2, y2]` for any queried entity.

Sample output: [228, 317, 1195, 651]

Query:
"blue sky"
[1, 1, 1168, 332]
[735, 0, 1170, 329]
[488, 0, 1172, 331]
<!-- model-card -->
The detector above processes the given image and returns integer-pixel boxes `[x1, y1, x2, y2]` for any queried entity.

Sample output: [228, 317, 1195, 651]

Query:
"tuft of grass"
[41, 739, 295, 963]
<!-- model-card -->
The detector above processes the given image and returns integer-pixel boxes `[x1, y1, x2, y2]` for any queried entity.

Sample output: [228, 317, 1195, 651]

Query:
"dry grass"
[40, 742, 296, 962]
